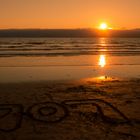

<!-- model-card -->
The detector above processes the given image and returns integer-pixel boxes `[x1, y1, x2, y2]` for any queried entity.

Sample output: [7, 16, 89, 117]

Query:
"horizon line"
[0, 28, 140, 30]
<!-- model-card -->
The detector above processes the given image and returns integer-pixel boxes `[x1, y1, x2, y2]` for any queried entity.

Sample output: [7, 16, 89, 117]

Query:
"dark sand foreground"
[0, 78, 140, 140]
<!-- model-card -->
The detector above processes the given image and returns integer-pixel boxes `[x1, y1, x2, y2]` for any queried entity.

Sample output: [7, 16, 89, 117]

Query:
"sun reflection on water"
[99, 55, 106, 67]
[99, 38, 107, 46]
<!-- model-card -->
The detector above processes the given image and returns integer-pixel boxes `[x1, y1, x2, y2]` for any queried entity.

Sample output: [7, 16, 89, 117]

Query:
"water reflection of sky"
[98, 38, 107, 69]
[99, 38, 107, 46]
[96, 38, 140, 80]
[0, 37, 140, 82]
[99, 55, 106, 68]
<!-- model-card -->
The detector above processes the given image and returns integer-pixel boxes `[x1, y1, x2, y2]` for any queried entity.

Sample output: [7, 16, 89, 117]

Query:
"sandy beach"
[0, 77, 139, 140]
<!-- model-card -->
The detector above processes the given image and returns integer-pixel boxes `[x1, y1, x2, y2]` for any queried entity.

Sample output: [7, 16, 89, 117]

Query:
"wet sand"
[0, 77, 140, 140]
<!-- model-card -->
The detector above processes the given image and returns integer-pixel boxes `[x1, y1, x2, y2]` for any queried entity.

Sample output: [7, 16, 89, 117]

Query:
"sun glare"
[99, 55, 106, 67]
[99, 23, 108, 30]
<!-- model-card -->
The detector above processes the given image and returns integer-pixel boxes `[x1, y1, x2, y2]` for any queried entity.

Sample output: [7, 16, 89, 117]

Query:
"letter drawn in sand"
[0, 104, 23, 132]
[0, 97, 139, 138]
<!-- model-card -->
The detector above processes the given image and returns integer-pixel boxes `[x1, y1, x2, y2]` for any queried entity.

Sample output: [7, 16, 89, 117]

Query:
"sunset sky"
[0, 0, 140, 29]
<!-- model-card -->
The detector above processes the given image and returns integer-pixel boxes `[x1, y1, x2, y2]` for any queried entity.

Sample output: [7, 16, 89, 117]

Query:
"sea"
[0, 38, 140, 57]
[0, 37, 140, 82]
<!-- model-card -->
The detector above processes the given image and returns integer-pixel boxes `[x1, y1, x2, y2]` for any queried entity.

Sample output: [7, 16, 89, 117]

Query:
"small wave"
[0, 50, 140, 57]
[0, 37, 140, 57]
[26, 42, 45, 45]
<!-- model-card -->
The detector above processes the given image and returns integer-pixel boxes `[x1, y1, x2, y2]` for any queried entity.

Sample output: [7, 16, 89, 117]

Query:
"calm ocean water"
[0, 37, 140, 82]
[0, 38, 140, 57]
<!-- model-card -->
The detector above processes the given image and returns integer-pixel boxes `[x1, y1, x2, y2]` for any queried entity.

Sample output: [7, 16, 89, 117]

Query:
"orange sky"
[0, 0, 140, 29]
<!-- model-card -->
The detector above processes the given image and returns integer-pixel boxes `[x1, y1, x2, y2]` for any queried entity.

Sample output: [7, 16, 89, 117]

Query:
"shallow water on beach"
[0, 38, 140, 82]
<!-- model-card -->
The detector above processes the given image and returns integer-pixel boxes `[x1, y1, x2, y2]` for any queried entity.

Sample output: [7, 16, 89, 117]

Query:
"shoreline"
[0, 65, 140, 83]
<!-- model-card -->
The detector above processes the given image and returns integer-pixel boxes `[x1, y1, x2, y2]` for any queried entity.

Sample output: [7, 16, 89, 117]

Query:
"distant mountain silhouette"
[0, 29, 140, 37]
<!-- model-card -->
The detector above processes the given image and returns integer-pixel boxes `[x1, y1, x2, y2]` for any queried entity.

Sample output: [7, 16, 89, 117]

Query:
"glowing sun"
[99, 22, 108, 30]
